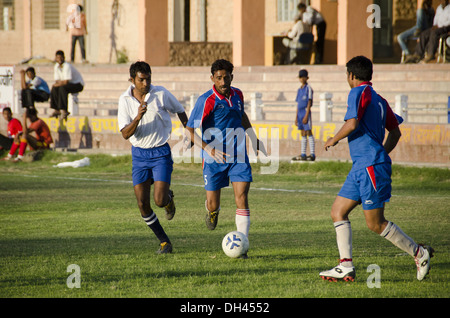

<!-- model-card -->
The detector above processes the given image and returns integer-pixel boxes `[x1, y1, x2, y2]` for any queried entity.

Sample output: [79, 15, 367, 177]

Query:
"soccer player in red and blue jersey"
[319, 56, 433, 282]
[186, 59, 266, 257]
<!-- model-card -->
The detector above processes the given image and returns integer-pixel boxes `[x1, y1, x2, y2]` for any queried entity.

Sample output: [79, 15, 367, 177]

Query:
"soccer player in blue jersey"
[186, 59, 266, 257]
[292, 69, 315, 161]
[319, 56, 433, 281]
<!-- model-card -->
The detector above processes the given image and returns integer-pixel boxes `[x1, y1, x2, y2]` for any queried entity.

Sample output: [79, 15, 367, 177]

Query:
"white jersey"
[53, 62, 84, 86]
[118, 84, 185, 149]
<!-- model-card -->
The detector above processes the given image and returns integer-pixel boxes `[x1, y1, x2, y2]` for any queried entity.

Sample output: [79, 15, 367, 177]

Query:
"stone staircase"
[14, 62, 450, 124]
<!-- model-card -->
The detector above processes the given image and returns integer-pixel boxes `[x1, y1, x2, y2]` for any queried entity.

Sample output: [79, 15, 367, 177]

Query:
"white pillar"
[395, 94, 408, 123]
[189, 93, 199, 116]
[320, 92, 333, 122]
[250, 92, 263, 121]
[68, 93, 79, 116]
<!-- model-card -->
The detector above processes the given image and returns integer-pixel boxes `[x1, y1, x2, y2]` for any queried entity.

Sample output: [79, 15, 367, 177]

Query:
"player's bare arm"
[383, 126, 401, 154]
[120, 100, 147, 140]
[177, 112, 188, 128]
[241, 111, 267, 156]
[324, 117, 358, 151]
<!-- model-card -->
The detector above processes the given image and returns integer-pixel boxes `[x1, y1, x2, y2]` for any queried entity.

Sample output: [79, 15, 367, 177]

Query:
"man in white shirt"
[50, 50, 84, 120]
[118, 61, 188, 254]
[297, 3, 327, 64]
[406, 0, 450, 63]
[282, 17, 312, 64]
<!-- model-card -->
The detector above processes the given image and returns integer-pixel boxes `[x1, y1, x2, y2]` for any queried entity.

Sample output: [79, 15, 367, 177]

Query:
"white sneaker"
[415, 245, 434, 281]
[319, 264, 356, 282]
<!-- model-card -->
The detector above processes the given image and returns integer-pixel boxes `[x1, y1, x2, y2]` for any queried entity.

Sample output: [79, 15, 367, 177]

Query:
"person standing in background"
[297, 3, 327, 64]
[67, 5, 88, 63]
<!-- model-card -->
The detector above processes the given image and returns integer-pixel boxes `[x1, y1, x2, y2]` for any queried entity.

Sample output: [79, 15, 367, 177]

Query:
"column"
[138, 0, 169, 66]
[233, 0, 265, 66]
[337, 0, 373, 65]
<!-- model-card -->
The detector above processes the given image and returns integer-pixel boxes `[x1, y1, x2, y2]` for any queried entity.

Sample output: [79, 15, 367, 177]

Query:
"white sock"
[236, 209, 250, 238]
[380, 221, 420, 257]
[334, 220, 353, 267]
[308, 135, 315, 156]
[301, 136, 307, 156]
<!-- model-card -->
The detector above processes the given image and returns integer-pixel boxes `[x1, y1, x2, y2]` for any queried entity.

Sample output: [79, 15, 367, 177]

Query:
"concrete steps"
[14, 63, 450, 124]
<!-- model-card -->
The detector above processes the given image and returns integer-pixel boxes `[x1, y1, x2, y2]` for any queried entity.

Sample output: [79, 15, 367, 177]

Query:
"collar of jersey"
[358, 81, 372, 87]
[126, 84, 154, 102]
[212, 85, 235, 100]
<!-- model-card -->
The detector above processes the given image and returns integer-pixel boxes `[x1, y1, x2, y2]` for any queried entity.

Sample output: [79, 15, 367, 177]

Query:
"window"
[0, 0, 15, 31]
[277, 0, 301, 22]
[44, 0, 60, 29]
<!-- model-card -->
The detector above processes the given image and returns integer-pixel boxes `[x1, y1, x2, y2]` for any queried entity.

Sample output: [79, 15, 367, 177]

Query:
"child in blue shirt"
[292, 69, 315, 161]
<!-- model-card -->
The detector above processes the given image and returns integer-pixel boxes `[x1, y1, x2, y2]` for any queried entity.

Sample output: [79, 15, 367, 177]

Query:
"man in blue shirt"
[186, 59, 266, 257]
[319, 56, 433, 282]
[20, 67, 50, 110]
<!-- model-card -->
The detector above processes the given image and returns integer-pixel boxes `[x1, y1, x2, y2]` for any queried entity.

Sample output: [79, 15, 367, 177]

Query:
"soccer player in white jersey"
[118, 61, 188, 254]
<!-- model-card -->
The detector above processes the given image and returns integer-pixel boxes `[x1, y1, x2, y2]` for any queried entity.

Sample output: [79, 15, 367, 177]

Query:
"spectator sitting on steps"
[50, 50, 84, 121]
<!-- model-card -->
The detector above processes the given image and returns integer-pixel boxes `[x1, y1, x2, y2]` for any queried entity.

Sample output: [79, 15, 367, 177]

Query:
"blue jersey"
[28, 76, 50, 94]
[295, 84, 313, 130]
[187, 85, 247, 163]
[344, 82, 402, 170]
[295, 84, 313, 111]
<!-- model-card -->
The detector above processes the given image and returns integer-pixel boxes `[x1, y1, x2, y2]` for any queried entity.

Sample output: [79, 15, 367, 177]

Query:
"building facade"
[0, 0, 437, 66]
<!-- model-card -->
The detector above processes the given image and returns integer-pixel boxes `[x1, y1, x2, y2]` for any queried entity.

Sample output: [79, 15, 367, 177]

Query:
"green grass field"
[0, 151, 449, 303]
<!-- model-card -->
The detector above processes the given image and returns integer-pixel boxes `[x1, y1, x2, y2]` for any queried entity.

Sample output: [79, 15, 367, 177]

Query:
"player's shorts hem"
[131, 144, 173, 186]
[338, 163, 392, 210]
[203, 161, 252, 191]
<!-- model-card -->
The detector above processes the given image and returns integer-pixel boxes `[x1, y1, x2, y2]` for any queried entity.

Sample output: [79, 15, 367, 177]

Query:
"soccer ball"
[222, 231, 249, 258]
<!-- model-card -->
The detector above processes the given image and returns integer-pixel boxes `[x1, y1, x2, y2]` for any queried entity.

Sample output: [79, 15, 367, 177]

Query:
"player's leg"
[319, 195, 359, 282]
[153, 181, 175, 220]
[365, 207, 434, 280]
[320, 170, 360, 282]
[134, 180, 172, 254]
[300, 129, 307, 160]
[205, 189, 221, 230]
[203, 163, 228, 230]
[363, 163, 433, 280]
[132, 147, 172, 254]
[24, 134, 39, 151]
[151, 151, 175, 220]
[232, 181, 250, 238]
[306, 129, 315, 161]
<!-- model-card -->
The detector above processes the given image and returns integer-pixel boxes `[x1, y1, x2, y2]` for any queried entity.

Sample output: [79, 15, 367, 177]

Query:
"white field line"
[7, 174, 326, 194]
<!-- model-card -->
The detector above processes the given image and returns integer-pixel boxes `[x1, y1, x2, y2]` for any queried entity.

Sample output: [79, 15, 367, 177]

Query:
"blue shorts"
[132, 143, 173, 186]
[203, 160, 252, 191]
[338, 163, 392, 210]
[297, 109, 312, 131]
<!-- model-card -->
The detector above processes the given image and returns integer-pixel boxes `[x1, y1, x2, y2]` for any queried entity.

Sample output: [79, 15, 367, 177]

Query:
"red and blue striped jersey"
[187, 85, 247, 162]
[344, 82, 402, 170]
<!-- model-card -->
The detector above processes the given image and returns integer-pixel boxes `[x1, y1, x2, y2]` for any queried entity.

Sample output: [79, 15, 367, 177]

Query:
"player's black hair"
[25, 67, 35, 75]
[297, 3, 306, 10]
[346, 55, 373, 81]
[211, 59, 234, 76]
[129, 61, 152, 79]
[55, 50, 65, 57]
[2, 107, 12, 113]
